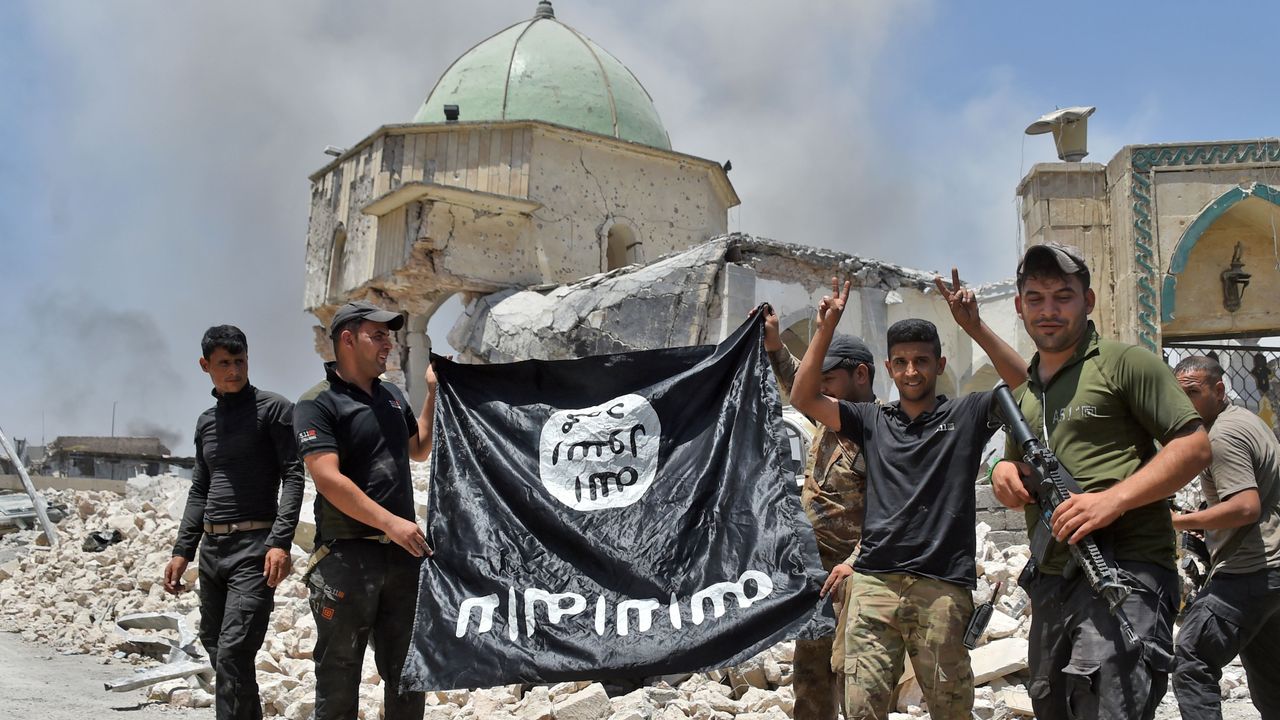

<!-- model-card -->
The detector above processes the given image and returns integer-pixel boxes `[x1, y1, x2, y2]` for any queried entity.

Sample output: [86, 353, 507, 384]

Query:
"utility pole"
[111, 400, 117, 437]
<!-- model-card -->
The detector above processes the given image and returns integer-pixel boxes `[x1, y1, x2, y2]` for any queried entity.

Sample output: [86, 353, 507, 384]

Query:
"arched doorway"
[1161, 183, 1280, 432]
[1161, 183, 1280, 337]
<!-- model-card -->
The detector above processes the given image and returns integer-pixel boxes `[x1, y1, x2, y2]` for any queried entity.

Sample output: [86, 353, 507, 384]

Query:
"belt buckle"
[378, 535, 391, 544]
[228, 522, 242, 533]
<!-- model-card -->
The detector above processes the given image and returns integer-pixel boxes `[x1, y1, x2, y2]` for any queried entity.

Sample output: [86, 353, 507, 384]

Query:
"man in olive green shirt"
[1170, 355, 1280, 720]
[989, 243, 1211, 720]
[759, 304, 873, 720]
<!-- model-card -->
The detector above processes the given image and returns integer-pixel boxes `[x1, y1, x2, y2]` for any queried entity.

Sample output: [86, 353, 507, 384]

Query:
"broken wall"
[301, 122, 735, 339]
[448, 234, 1026, 401]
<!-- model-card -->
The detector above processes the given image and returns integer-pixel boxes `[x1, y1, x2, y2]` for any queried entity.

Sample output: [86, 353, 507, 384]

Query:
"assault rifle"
[993, 382, 1141, 651]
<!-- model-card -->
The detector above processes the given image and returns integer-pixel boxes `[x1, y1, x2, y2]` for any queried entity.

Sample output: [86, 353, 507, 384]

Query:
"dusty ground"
[0, 628, 1264, 720]
[0, 631, 213, 720]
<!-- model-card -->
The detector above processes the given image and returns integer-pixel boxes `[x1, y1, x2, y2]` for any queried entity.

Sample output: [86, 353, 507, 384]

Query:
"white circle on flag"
[538, 393, 661, 511]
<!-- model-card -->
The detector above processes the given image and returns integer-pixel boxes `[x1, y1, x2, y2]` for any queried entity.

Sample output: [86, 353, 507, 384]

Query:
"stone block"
[739, 687, 783, 714]
[515, 686, 554, 720]
[984, 609, 1021, 640]
[973, 486, 999, 510]
[1021, 200, 1050, 236]
[653, 705, 687, 720]
[549, 680, 590, 700]
[554, 683, 612, 720]
[284, 696, 317, 720]
[972, 638, 1029, 685]
[690, 688, 742, 714]
[995, 688, 1035, 716]
[727, 658, 768, 696]
[643, 684, 681, 706]
[423, 705, 462, 720]
[975, 511, 1007, 531]
[470, 685, 520, 716]
[1047, 197, 1109, 228]
[189, 689, 215, 708]
[762, 657, 782, 687]
[435, 689, 471, 706]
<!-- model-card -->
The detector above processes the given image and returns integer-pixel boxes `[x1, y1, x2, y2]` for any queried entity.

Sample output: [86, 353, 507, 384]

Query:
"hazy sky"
[3, 1, 1277, 454]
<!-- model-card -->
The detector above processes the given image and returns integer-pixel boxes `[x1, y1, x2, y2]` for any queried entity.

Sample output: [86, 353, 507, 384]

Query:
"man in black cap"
[989, 242, 1210, 719]
[758, 305, 876, 720]
[164, 325, 304, 720]
[293, 300, 438, 720]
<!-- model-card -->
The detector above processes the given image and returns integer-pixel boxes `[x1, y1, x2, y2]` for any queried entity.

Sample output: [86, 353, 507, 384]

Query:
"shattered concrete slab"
[447, 233, 962, 366]
[971, 637, 1029, 685]
[449, 238, 729, 363]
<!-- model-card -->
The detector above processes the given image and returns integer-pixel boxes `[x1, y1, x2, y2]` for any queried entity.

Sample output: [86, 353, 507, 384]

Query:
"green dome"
[412, 1, 671, 150]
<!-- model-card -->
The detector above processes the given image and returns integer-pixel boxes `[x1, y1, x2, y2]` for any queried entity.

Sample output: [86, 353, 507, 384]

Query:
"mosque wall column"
[405, 314, 432, 410]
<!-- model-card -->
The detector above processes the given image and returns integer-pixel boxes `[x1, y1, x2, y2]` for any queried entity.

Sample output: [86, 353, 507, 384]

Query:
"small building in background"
[43, 436, 179, 480]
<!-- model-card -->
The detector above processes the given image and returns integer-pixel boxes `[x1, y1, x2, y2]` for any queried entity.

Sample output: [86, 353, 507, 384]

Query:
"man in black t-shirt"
[164, 325, 304, 720]
[791, 278, 1024, 720]
[293, 301, 437, 720]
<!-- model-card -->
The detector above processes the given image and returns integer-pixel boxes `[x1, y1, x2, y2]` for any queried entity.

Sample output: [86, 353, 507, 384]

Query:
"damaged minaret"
[301, 0, 739, 405]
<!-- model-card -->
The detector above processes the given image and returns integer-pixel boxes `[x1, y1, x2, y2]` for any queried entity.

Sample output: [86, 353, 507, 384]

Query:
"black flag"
[401, 312, 834, 691]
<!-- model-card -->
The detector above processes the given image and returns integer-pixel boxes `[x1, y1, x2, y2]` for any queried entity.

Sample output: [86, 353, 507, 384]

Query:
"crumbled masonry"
[0, 473, 1255, 719]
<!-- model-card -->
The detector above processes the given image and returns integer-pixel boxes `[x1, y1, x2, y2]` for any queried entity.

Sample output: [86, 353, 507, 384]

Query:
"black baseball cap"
[822, 334, 874, 372]
[329, 300, 404, 338]
[1017, 242, 1090, 289]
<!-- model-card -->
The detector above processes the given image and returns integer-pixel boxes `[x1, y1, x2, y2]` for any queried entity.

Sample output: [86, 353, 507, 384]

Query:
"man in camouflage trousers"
[790, 274, 1029, 720]
[761, 304, 874, 720]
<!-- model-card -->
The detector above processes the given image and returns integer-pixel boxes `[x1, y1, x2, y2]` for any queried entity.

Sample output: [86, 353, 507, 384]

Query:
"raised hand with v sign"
[933, 267, 981, 334]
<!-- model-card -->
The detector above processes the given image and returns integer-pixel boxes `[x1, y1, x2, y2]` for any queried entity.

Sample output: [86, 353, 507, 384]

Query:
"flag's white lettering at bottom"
[453, 570, 774, 639]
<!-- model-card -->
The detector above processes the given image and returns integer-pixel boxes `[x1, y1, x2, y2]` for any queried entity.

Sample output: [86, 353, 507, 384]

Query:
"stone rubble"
[0, 481, 1258, 719]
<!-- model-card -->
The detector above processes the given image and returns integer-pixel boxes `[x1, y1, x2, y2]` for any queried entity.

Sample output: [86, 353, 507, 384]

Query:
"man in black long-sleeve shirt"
[164, 325, 304, 720]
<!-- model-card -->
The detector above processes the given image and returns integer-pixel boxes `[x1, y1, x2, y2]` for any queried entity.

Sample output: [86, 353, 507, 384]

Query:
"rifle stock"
[992, 382, 1141, 651]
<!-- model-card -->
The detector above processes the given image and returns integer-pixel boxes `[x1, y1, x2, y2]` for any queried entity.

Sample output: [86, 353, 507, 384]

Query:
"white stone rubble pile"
[0, 481, 1254, 719]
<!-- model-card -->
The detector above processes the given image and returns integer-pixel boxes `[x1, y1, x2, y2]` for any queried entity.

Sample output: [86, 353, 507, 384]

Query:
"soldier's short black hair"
[886, 318, 941, 358]
[201, 325, 247, 359]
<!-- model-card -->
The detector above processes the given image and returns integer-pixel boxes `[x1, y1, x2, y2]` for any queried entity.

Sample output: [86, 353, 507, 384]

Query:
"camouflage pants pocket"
[906, 579, 974, 720]
[842, 573, 905, 720]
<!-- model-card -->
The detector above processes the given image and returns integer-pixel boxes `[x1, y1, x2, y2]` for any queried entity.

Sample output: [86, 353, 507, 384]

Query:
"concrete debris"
[0, 493, 68, 534]
[0, 471, 1259, 718]
[995, 688, 1035, 716]
[554, 682, 613, 720]
[113, 611, 202, 660]
[107, 659, 213, 693]
[449, 239, 729, 364]
[970, 638, 1029, 686]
